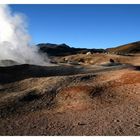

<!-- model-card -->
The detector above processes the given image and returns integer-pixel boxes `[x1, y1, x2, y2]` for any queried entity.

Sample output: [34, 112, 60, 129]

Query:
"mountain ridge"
[38, 41, 140, 56]
[106, 41, 140, 54]
[38, 43, 105, 56]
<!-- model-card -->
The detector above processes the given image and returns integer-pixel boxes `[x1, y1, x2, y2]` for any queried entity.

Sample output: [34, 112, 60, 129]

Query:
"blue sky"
[10, 4, 140, 49]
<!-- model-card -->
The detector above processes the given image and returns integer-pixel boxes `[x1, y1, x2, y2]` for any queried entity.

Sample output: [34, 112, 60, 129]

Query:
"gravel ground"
[0, 63, 139, 136]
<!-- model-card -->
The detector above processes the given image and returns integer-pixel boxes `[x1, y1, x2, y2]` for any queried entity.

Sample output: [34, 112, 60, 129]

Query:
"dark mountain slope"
[38, 43, 105, 56]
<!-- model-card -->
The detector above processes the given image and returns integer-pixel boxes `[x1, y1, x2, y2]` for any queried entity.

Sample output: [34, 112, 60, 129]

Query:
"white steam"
[0, 5, 49, 66]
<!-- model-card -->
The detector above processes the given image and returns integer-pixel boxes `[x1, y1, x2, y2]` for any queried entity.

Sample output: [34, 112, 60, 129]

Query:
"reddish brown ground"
[0, 62, 140, 135]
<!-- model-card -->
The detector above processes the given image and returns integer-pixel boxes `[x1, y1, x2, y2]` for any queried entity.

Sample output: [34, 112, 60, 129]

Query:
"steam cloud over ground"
[0, 5, 49, 66]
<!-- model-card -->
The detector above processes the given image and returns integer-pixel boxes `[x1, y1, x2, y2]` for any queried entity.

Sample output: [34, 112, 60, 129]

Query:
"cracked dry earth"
[0, 65, 140, 135]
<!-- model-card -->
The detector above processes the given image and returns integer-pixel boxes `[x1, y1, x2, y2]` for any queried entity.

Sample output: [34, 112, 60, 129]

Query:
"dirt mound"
[56, 85, 93, 111]
[55, 53, 140, 66]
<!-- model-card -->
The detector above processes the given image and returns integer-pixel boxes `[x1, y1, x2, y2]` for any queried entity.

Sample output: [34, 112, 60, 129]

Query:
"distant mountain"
[38, 43, 105, 56]
[107, 41, 140, 54]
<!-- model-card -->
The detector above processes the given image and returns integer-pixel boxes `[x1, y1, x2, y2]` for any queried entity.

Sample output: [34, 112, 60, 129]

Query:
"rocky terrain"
[0, 42, 140, 136]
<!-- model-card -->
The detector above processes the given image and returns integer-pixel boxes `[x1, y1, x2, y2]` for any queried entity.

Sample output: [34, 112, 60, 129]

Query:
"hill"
[38, 43, 105, 56]
[107, 41, 140, 54]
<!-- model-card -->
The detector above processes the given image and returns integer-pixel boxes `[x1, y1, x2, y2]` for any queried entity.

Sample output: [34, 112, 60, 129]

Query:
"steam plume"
[0, 5, 49, 66]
